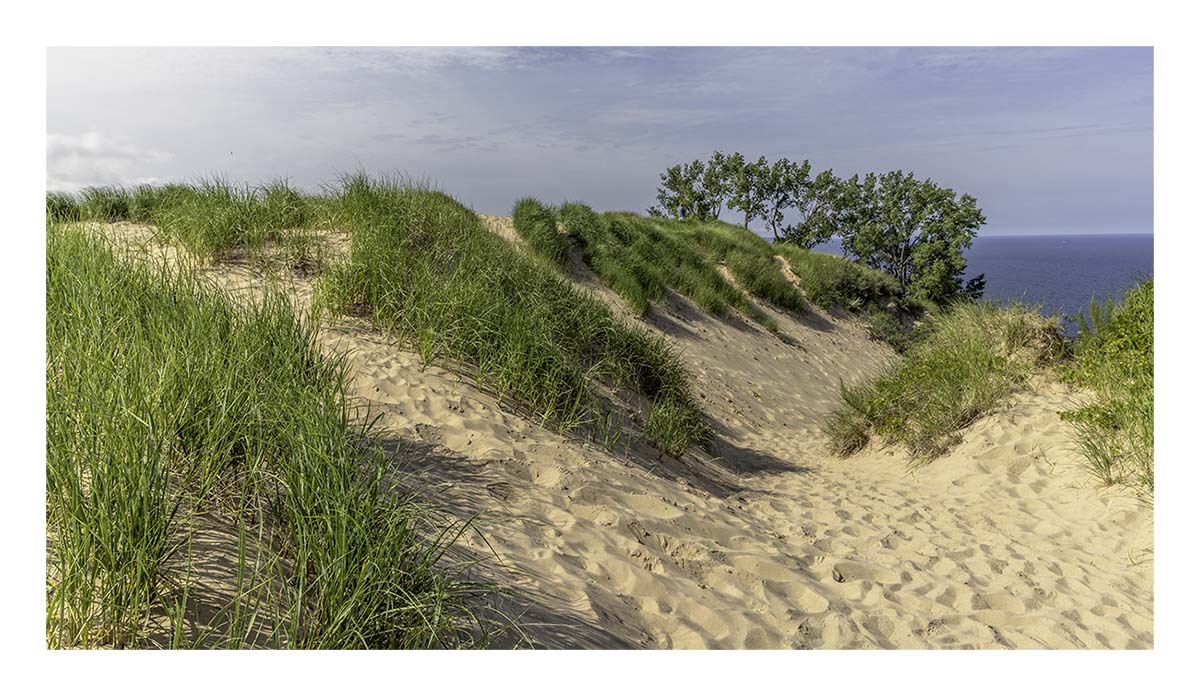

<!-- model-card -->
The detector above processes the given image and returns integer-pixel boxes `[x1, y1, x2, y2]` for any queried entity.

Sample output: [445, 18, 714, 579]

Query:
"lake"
[813, 233, 1153, 333]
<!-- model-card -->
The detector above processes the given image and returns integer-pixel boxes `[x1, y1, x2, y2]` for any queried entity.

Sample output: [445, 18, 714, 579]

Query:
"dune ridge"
[101, 218, 1152, 649]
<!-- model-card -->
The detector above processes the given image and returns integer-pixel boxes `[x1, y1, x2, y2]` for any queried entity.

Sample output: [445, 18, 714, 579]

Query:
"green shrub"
[826, 302, 1064, 461]
[511, 197, 569, 265]
[1061, 280, 1153, 498]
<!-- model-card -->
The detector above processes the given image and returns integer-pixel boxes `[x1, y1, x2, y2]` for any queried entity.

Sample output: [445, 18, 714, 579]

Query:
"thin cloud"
[46, 47, 1152, 234]
[46, 132, 173, 192]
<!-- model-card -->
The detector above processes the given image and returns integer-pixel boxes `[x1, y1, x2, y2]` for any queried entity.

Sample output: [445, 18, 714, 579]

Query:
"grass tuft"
[79, 186, 131, 222]
[1060, 280, 1153, 499]
[47, 222, 489, 648]
[46, 191, 82, 223]
[825, 302, 1064, 462]
[774, 244, 904, 312]
[511, 197, 569, 265]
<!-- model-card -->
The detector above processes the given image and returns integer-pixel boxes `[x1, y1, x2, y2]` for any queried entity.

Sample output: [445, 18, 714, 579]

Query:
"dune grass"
[46, 191, 82, 223]
[555, 203, 781, 329]
[673, 220, 808, 315]
[773, 244, 904, 312]
[826, 302, 1064, 462]
[511, 197, 569, 265]
[47, 222, 490, 649]
[150, 178, 319, 262]
[1061, 280, 1153, 499]
[774, 244, 928, 351]
[79, 185, 132, 222]
[48, 179, 324, 269]
[318, 175, 710, 456]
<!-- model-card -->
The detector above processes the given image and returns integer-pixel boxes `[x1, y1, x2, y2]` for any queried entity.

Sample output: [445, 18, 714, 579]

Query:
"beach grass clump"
[557, 204, 780, 328]
[79, 185, 131, 222]
[46, 191, 82, 223]
[559, 202, 652, 313]
[47, 222, 487, 649]
[826, 302, 1064, 461]
[773, 244, 906, 312]
[319, 175, 710, 456]
[511, 197, 569, 265]
[1061, 280, 1153, 498]
[153, 178, 263, 258]
[127, 183, 194, 224]
[150, 178, 316, 263]
[677, 221, 807, 315]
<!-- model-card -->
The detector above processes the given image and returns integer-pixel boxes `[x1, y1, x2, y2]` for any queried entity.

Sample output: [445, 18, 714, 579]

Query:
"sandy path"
[99, 221, 1153, 649]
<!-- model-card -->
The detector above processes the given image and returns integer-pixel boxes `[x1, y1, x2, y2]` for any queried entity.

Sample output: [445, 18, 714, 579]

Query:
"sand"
[100, 220, 1154, 649]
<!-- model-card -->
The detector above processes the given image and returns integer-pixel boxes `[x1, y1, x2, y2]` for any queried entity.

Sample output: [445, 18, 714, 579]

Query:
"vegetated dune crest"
[98, 218, 1152, 649]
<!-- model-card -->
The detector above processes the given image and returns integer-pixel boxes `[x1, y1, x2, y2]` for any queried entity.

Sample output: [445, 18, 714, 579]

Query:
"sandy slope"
[102, 220, 1153, 649]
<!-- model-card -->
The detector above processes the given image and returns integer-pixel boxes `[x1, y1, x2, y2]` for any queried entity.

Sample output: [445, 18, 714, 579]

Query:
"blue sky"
[46, 46, 1152, 236]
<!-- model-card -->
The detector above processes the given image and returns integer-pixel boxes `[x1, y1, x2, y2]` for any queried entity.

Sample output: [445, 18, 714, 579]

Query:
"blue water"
[813, 234, 1154, 333]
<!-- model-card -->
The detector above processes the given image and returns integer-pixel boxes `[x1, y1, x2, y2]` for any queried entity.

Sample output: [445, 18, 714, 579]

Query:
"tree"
[780, 166, 842, 249]
[726, 154, 769, 230]
[838, 170, 986, 305]
[648, 158, 723, 221]
[700, 151, 731, 220]
[759, 158, 800, 241]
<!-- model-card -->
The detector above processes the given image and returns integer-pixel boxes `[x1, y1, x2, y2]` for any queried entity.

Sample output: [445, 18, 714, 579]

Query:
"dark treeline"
[648, 151, 987, 306]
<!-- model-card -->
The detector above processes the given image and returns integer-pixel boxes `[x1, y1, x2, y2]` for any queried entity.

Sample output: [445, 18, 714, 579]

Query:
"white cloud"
[46, 132, 173, 192]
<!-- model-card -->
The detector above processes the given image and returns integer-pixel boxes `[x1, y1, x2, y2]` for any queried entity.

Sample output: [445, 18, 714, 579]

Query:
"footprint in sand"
[831, 560, 902, 585]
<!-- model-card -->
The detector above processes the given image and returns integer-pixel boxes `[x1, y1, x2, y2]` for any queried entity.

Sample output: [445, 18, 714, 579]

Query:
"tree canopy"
[837, 171, 986, 306]
[649, 153, 988, 306]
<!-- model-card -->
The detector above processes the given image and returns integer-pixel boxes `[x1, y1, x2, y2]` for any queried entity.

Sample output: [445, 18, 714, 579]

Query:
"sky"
[46, 46, 1153, 236]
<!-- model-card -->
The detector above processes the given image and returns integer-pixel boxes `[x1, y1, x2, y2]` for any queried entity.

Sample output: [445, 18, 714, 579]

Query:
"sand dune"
[103, 219, 1153, 649]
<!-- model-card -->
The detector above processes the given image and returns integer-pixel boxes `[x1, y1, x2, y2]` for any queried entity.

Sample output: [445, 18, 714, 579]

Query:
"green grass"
[79, 185, 132, 222]
[46, 191, 82, 223]
[1061, 280, 1153, 499]
[826, 302, 1064, 462]
[47, 222, 490, 649]
[318, 175, 710, 456]
[511, 197, 569, 265]
[151, 178, 319, 261]
[50, 179, 323, 268]
[678, 221, 808, 315]
[774, 243, 929, 351]
[773, 244, 905, 313]
[556, 204, 782, 330]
